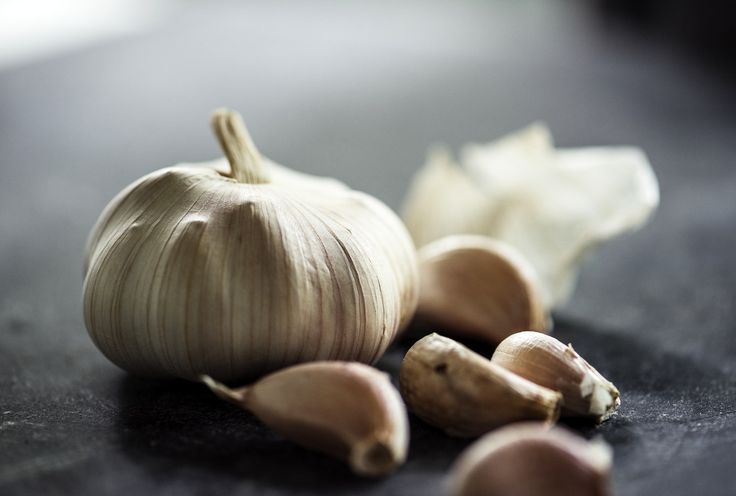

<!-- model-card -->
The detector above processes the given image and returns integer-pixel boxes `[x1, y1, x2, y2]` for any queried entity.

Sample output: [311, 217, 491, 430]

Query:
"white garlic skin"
[83, 150, 418, 382]
[402, 124, 659, 309]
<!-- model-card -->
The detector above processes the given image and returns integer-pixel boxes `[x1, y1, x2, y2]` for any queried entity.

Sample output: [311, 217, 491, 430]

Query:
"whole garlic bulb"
[83, 109, 418, 381]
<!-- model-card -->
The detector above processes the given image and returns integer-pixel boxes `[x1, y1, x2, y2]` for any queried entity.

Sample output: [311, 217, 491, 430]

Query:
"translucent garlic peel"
[402, 123, 659, 308]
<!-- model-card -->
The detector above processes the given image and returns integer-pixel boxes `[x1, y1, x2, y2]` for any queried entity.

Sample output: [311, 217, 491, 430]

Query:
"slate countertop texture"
[1, 1, 735, 495]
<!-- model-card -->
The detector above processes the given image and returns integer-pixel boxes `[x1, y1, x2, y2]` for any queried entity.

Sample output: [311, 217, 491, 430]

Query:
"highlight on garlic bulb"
[401, 123, 659, 309]
[83, 109, 418, 382]
[448, 422, 612, 496]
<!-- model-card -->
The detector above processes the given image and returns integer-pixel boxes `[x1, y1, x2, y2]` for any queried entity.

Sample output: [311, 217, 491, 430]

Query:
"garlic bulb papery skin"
[402, 123, 659, 309]
[83, 109, 418, 382]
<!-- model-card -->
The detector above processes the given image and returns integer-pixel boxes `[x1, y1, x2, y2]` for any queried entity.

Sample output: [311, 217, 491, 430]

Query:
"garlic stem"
[210, 108, 269, 184]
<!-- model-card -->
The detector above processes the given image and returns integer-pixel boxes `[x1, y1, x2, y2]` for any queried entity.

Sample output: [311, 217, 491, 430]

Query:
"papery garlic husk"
[83, 109, 418, 381]
[492, 331, 620, 422]
[448, 422, 612, 496]
[416, 235, 548, 343]
[202, 361, 409, 477]
[401, 123, 659, 309]
[399, 333, 561, 437]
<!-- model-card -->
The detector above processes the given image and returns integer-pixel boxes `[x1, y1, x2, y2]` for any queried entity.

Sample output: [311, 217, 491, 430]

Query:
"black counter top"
[1, 1, 735, 494]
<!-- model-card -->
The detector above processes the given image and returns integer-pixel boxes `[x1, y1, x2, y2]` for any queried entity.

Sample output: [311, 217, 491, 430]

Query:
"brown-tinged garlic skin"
[448, 422, 612, 496]
[83, 110, 418, 382]
[399, 333, 561, 437]
[492, 331, 620, 422]
[416, 235, 548, 343]
[202, 361, 409, 477]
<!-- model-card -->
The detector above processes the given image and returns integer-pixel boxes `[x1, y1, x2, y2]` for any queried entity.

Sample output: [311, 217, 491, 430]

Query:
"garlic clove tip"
[200, 374, 247, 404]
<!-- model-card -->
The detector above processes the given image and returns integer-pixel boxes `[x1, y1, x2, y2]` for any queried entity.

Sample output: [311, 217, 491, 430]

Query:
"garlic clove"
[491, 331, 620, 422]
[401, 123, 659, 309]
[83, 109, 418, 381]
[202, 361, 409, 477]
[416, 235, 548, 343]
[448, 422, 612, 496]
[399, 333, 561, 437]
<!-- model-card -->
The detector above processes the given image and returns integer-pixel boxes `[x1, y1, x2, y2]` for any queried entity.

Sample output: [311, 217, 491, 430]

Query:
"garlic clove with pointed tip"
[491, 331, 620, 422]
[202, 361, 409, 477]
[399, 333, 561, 437]
[416, 235, 548, 343]
[448, 422, 613, 496]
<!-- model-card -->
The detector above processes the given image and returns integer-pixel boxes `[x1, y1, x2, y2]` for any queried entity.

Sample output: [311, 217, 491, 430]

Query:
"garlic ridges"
[399, 333, 561, 437]
[401, 123, 659, 309]
[83, 109, 418, 381]
[491, 331, 620, 422]
[416, 235, 547, 343]
[202, 361, 409, 477]
[448, 422, 612, 496]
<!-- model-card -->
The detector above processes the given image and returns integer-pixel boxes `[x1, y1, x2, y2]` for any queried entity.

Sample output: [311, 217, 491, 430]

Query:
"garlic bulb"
[83, 109, 418, 381]
[402, 123, 659, 308]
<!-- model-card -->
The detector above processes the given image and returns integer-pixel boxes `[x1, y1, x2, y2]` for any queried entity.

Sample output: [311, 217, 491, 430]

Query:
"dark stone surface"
[1, 1, 735, 494]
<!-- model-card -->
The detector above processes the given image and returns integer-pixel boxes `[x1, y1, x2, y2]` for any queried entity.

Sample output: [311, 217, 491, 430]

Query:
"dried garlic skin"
[399, 333, 561, 437]
[492, 331, 620, 422]
[448, 422, 612, 496]
[83, 110, 418, 382]
[402, 123, 659, 309]
[416, 235, 548, 343]
[202, 361, 409, 477]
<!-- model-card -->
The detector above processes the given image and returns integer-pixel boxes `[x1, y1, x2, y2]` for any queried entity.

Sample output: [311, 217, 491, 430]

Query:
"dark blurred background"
[597, 0, 736, 73]
[1, 1, 735, 495]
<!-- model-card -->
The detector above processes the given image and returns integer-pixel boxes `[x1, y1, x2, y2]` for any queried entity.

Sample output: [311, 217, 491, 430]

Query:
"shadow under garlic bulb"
[83, 109, 418, 382]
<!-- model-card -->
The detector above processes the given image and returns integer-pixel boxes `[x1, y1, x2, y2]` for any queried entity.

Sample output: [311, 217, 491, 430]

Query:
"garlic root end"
[349, 437, 404, 477]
